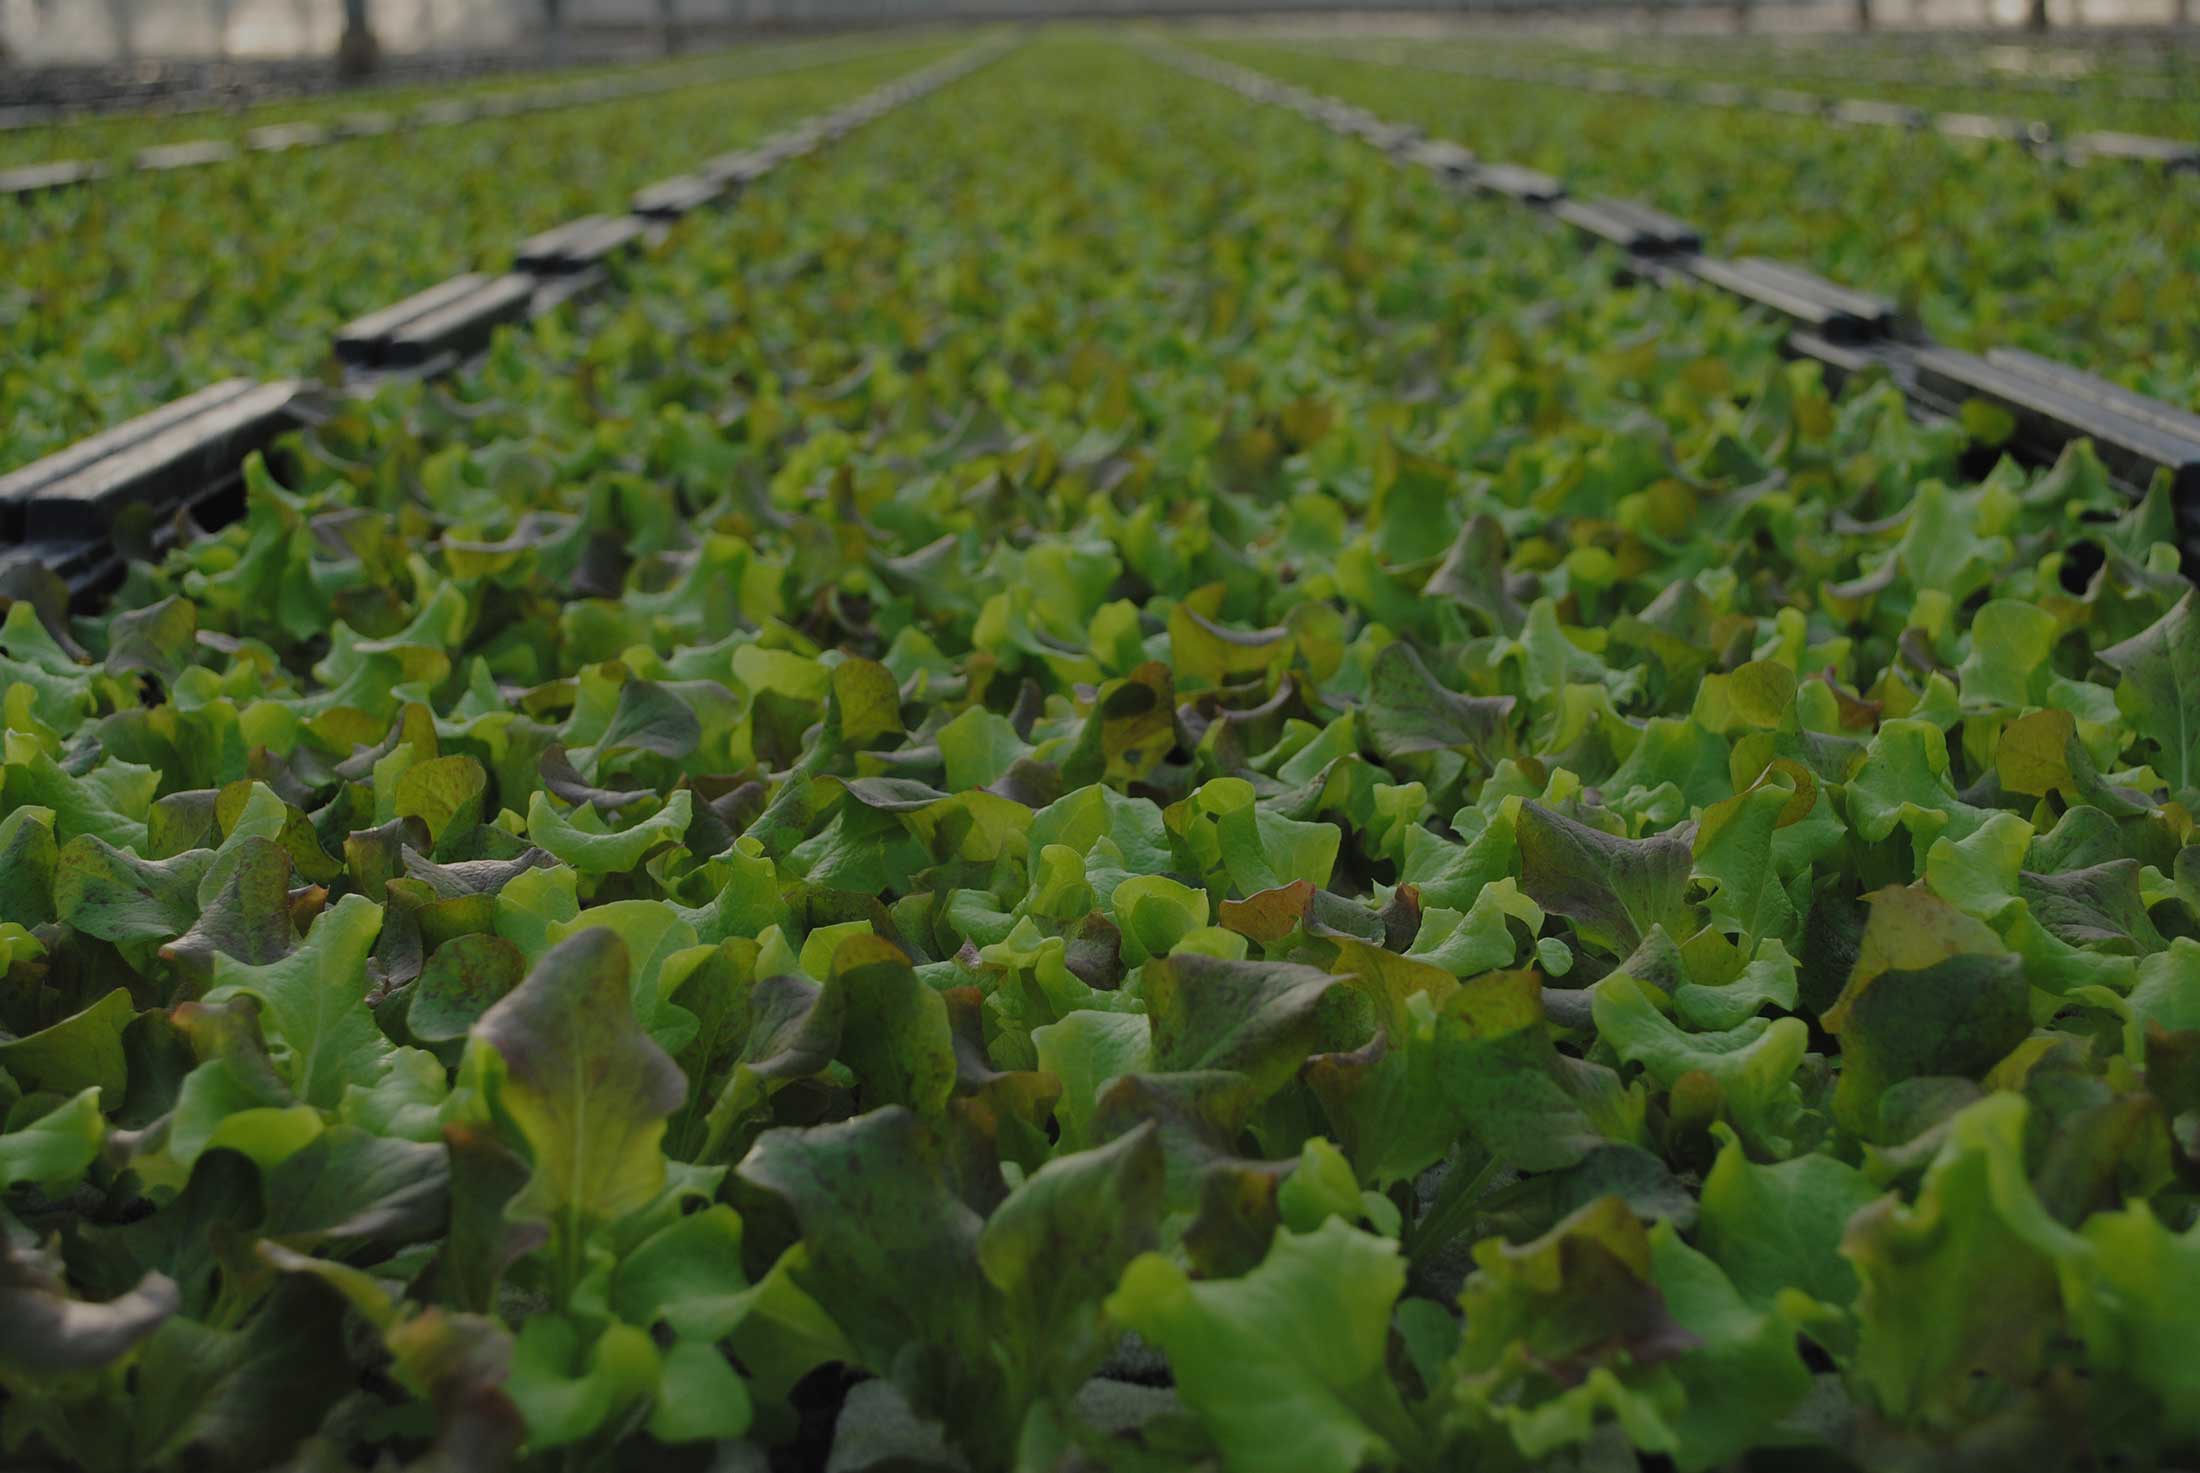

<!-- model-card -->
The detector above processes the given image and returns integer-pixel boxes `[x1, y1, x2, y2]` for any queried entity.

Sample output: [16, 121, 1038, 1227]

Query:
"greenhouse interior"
[3, 1, 2198, 1471]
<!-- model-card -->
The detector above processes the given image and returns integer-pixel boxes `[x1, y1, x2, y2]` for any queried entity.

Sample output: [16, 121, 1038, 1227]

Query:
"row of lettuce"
[1421, 31, 2200, 137]
[0, 47, 774, 170]
[0, 37, 946, 475]
[9, 26, 2191, 477]
[5, 35, 2200, 1473]
[1200, 39, 2200, 415]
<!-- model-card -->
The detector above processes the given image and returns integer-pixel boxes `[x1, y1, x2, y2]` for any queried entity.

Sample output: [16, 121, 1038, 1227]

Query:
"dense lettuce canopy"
[3, 35, 2198, 1473]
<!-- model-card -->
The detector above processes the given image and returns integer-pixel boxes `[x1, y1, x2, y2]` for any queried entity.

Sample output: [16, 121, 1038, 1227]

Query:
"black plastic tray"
[764, 123, 825, 161]
[1470, 161, 1565, 204]
[1685, 256, 1896, 342]
[0, 537, 113, 594]
[631, 173, 727, 220]
[1936, 111, 2052, 146]
[0, 379, 299, 543]
[1789, 330, 1893, 392]
[525, 267, 611, 322]
[2069, 131, 2200, 169]
[1761, 90, 1829, 117]
[134, 140, 238, 172]
[1553, 196, 1701, 255]
[0, 380, 246, 520]
[515, 215, 648, 275]
[246, 121, 329, 153]
[1362, 122, 1422, 155]
[419, 274, 559, 363]
[1313, 100, 1371, 131]
[336, 272, 537, 370]
[0, 159, 104, 199]
[1909, 345, 2200, 498]
[1831, 99, 1926, 130]
[1403, 139, 1476, 178]
[701, 149, 774, 187]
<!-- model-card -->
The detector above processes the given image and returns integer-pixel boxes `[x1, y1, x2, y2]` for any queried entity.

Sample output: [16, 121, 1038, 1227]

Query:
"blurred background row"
[1, 0, 2193, 70]
[3, 2, 2192, 477]
[1, 2, 941, 68]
